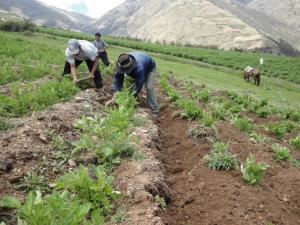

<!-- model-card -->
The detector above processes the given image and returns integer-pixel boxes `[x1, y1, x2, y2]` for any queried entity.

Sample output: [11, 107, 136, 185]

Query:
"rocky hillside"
[0, 0, 94, 31]
[94, 0, 300, 55]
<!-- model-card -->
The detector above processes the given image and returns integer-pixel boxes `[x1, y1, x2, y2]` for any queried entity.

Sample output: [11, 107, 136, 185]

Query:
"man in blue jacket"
[112, 51, 159, 114]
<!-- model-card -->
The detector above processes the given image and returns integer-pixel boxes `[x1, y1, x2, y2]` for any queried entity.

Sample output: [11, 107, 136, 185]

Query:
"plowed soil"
[157, 91, 300, 225]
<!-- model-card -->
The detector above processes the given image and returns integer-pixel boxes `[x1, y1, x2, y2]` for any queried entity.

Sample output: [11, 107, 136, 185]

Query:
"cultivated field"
[0, 28, 299, 225]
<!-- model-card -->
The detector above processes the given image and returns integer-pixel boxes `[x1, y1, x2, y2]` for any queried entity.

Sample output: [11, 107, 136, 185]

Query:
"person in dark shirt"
[112, 51, 159, 114]
[93, 33, 110, 66]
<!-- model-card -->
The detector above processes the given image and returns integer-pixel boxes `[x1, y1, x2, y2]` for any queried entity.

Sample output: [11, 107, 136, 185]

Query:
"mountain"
[93, 0, 300, 55]
[0, 0, 94, 31]
[247, 0, 300, 32]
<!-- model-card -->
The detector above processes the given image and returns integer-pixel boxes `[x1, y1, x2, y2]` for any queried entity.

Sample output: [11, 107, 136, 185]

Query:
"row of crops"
[0, 89, 143, 225]
[160, 75, 300, 184]
[36, 27, 300, 84]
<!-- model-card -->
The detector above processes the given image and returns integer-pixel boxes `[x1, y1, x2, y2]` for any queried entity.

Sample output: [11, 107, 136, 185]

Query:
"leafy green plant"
[285, 111, 300, 122]
[154, 195, 167, 210]
[241, 154, 269, 185]
[234, 117, 253, 133]
[56, 165, 119, 213]
[268, 121, 295, 139]
[249, 132, 267, 144]
[210, 102, 228, 120]
[256, 106, 272, 118]
[195, 89, 211, 103]
[0, 191, 93, 225]
[271, 144, 291, 161]
[17, 171, 49, 192]
[201, 112, 216, 127]
[177, 99, 203, 120]
[290, 136, 300, 150]
[203, 142, 238, 171]
[0, 79, 79, 117]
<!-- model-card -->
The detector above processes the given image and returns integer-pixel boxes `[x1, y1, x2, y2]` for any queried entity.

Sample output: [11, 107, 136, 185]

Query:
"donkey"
[244, 66, 261, 86]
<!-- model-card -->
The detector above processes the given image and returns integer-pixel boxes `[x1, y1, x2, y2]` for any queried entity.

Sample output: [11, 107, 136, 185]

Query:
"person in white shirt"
[62, 39, 103, 89]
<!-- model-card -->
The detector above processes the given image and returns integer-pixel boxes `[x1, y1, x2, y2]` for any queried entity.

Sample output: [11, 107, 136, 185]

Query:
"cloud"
[38, 0, 126, 18]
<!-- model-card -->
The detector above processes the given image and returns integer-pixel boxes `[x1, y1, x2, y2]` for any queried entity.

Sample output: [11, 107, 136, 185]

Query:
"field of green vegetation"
[37, 27, 300, 84]
[0, 23, 300, 225]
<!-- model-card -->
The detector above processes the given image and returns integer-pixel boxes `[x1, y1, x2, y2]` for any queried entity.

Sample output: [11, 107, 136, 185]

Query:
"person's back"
[128, 51, 156, 76]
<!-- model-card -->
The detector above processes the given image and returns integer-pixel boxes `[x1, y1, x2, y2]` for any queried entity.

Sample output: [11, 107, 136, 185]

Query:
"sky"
[38, 0, 126, 18]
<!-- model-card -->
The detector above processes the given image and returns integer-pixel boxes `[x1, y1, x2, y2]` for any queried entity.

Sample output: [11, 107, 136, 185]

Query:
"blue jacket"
[114, 51, 156, 96]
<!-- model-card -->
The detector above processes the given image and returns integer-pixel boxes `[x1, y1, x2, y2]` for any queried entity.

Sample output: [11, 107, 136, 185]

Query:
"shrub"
[271, 144, 291, 161]
[256, 106, 272, 118]
[0, 19, 35, 32]
[234, 117, 253, 133]
[290, 136, 300, 150]
[241, 154, 269, 185]
[203, 142, 238, 171]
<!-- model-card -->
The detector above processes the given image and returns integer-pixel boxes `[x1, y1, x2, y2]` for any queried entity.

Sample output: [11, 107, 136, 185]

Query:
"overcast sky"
[38, 0, 126, 18]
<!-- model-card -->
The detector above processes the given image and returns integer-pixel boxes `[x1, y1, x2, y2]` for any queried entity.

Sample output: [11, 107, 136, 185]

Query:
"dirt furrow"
[157, 91, 300, 225]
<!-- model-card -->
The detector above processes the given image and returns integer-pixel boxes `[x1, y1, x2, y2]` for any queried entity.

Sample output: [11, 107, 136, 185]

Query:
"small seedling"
[249, 132, 267, 144]
[241, 154, 269, 185]
[17, 171, 49, 192]
[271, 144, 291, 161]
[154, 195, 167, 210]
[290, 136, 300, 150]
[111, 207, 126, 223]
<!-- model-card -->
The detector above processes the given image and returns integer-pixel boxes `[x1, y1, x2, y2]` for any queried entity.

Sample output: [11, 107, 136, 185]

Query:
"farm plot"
[157, 75, 300, 225]
[0, 75, 167, 225]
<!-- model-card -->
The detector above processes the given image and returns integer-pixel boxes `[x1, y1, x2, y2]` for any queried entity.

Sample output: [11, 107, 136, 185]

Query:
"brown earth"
[157, 89, 300, 225]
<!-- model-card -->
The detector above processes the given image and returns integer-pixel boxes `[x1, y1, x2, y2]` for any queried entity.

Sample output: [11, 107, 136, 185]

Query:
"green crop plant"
[0, 79, 79, 117]
[0, 32, 64, 85]
[285, 111, 300, 122]
[203, 142, 238, 171]
[154, 195, 167, 210]
[234, 117, 253, 133]
[194, 89, 211, 103]
[255, 106, 272, 118]
[249, 132, 267, 144]
[0, 191, 94, 225]
[201, 112, 216, 127]
[271, 144, 291, 161]
[210, 102, 228, 120]
[268, 121, 296, 139]
[241, 154, 269, 185]
[290, 136, 300, 150]
[73, 88, 137, 165]
[16, 171, 49, 193]
[177, 98, 203, 120]
[56, 165, 119, 213]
